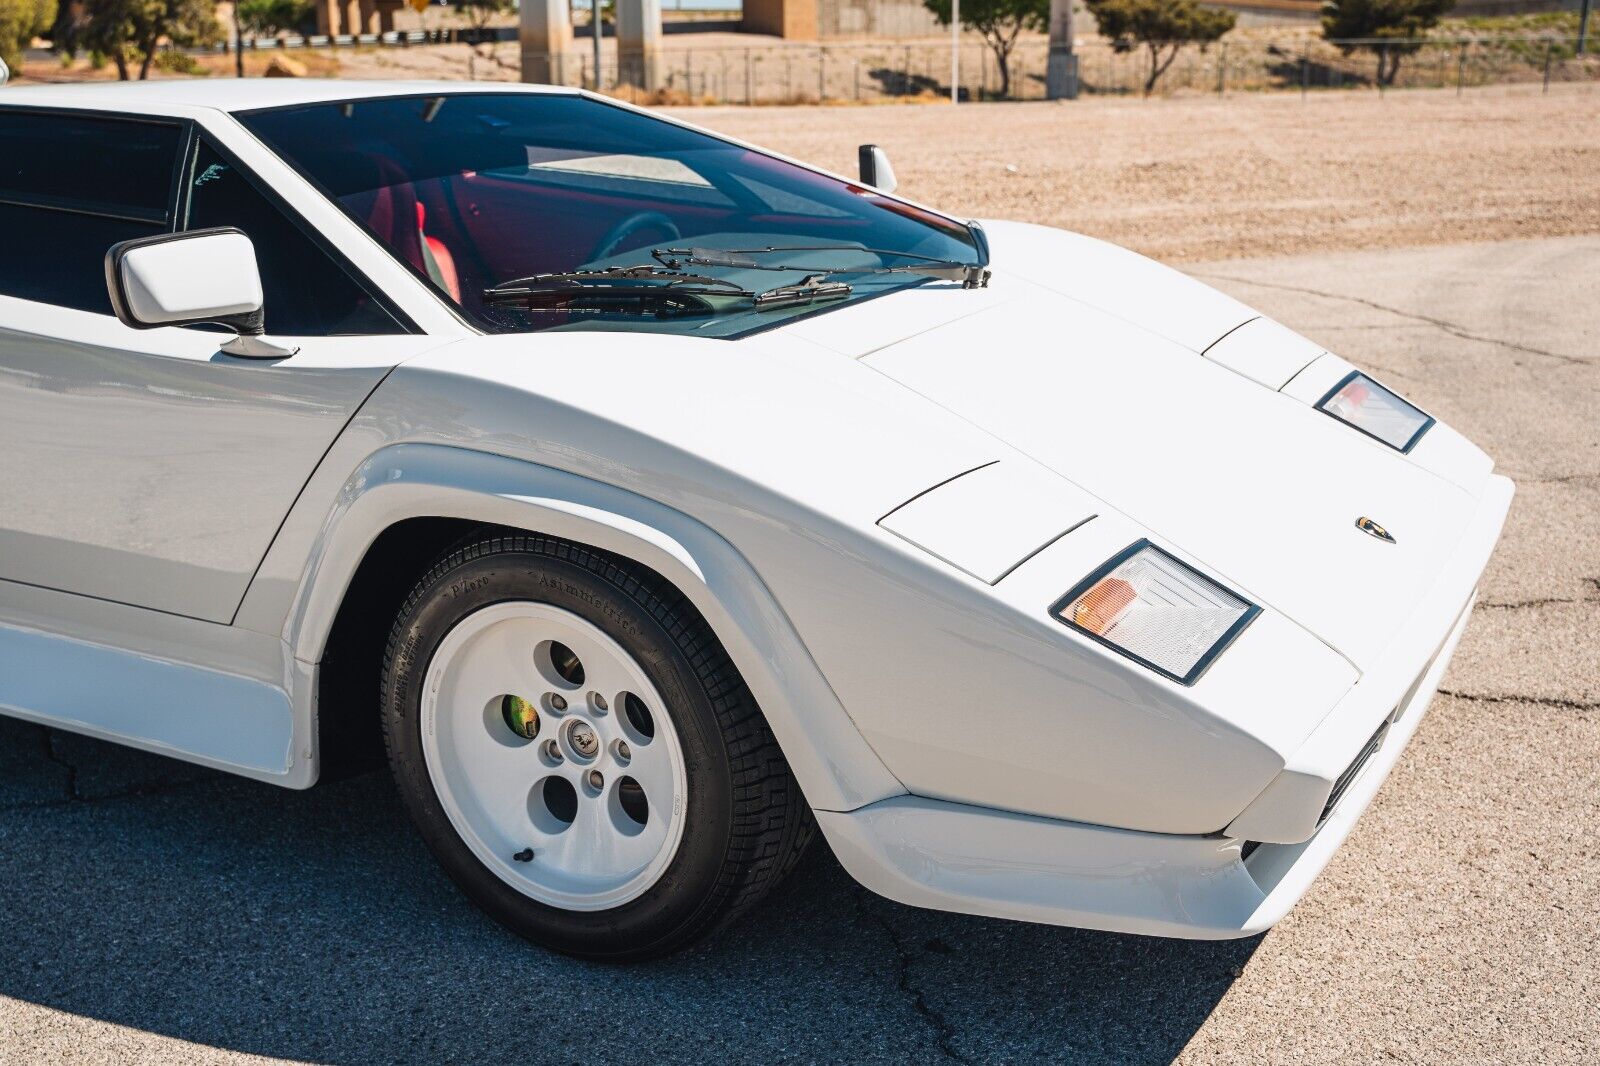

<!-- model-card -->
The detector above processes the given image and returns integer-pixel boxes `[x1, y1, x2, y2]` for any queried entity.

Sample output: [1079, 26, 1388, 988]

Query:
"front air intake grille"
[1320, 721, 1389, 824]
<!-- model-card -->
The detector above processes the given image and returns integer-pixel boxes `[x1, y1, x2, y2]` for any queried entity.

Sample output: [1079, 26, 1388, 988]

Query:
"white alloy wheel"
[420, 601, 689, 911]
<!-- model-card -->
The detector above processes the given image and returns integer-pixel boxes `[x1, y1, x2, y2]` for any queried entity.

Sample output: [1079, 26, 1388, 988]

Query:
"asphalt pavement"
[0, 235, 1595, 1064]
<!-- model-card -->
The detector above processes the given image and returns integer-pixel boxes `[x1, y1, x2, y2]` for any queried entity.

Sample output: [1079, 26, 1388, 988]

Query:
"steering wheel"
[589, 211, 681, 263]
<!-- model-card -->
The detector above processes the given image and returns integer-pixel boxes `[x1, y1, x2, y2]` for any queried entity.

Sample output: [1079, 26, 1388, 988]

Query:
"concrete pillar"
[520, 0, 573, 84]
[341, 0, 360, 37]
[741, 0, 816, 39]
[1045, 0, 1078, 99]
[617, 0, 662, 90]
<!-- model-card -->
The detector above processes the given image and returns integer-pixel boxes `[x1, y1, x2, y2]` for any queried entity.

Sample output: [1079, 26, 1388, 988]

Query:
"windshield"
[239, 92, 980, 338]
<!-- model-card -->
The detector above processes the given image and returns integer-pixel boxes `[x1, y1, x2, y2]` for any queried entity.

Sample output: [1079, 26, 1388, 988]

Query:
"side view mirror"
[857, 144, 897, 195]
[104, 227, 298, 359]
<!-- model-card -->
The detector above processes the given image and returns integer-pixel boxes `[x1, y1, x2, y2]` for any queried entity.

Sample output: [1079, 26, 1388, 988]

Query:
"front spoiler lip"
[814, 603, 1460, 939]
[814, 474, 1512, 939]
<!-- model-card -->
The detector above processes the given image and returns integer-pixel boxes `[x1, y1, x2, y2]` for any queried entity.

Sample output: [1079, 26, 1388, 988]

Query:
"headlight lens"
[1317, 371, 1434, 452]
[1053, 541, 1259, 685]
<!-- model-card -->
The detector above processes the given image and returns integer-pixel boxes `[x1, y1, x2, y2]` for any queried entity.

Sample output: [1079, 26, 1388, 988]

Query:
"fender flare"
[284, 442, 905, 813]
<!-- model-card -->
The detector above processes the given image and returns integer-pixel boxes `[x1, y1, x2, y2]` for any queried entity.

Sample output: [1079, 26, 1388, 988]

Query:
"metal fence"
[198, 30, 1599, 102]
[570, 35, 1600, 102]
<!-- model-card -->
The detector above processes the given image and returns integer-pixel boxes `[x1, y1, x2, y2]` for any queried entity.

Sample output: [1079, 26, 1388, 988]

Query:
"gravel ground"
[0, 95, 1596, 1064]
[669, 86, 1600, 262]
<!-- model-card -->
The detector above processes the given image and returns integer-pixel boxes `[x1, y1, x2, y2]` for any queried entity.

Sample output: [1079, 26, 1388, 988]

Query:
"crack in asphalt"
[1509, 472, 1600, 486]
[852, 885, 972, 1064]
[0, 728, 211, 813]
[1476, 578, 1600, 611]
[1477, 595, 1599, 611]
[1437, 689, 1600, 713]
[43, 730, 82, 803]
[1191, 273, 1592, 367]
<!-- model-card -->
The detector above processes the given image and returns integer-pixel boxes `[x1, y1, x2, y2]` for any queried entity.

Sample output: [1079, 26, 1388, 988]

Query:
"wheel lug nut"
[617, 741, 631, 760]
[593, 693, 608, 712]
[588, 770, 604, 790]
[550, 694, 567, 712]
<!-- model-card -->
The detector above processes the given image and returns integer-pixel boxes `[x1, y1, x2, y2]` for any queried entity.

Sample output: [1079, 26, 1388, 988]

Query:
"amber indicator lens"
[1318, 372, 1432, 451]
[1058, 545, 1254, 682]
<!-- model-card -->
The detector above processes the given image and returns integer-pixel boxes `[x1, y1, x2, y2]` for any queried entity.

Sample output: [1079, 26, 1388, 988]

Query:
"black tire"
[380, 532, 814, 961]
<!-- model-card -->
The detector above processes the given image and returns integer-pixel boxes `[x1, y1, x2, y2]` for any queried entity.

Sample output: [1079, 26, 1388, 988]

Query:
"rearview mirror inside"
[105, 227, 297, 359]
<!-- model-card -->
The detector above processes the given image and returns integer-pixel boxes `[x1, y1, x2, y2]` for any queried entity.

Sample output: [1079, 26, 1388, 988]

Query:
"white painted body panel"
[822, 477, 1503, 937]
[0, 580, 313, 785]
[877, 461, 1098, 584]
[0, 81, 1514, 939]
[1202, 315, 1325, 389]
[979, 220, 1258, 353]
[862, 292, 1478, 673]
[240, 329, 1364, 834]
[1284, 351, 1497, 493]
[0, 295, 442, 620]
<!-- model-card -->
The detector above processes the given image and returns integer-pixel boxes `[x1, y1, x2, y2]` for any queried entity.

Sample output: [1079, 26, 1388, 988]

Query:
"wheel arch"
[291, 443, 904, 812]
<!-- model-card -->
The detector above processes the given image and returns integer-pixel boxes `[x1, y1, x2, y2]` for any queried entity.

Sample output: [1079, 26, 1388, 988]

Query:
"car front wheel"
[380, 533, 813, 960]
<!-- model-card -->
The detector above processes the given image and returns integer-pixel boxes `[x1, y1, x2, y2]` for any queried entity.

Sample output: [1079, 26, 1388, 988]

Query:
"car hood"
[782, 219, 1260, 359]
[827, 260, 1479, 674]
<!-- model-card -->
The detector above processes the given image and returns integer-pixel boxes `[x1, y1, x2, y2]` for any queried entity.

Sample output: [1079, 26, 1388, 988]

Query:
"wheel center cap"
[570, 723, 599, 758]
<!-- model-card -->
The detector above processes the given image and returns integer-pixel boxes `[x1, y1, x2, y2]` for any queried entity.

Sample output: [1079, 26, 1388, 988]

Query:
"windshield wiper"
[482, 265, 752, 316]
[652, 245, 991, 288]
[482, 263, 853, 315]
[751, 276, 854, 309]
[484, 287, 734, 317]
[484, 264, 746, 299]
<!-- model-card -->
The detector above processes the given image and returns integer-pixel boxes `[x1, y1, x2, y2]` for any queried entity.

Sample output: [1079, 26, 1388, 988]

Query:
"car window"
[0, 111, 181, 313]
[184, 138, 405, 336]
[727, 174, 852, 219]
[239, 93, 980, 339]
[494, 148, 735, 208]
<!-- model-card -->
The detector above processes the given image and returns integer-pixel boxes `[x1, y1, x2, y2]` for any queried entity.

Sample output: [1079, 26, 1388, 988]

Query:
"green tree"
[922, 0, 1048, 99]
[235, 0, 309, 35]
[1085, 0, 1235, 94]
[1322, 0, 1456, 85]
[56, 0, 219, 79]
[0, 0, 54, 73]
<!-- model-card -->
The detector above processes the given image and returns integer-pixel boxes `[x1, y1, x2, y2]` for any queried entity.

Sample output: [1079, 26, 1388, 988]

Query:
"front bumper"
[817, 474, 1512, 939]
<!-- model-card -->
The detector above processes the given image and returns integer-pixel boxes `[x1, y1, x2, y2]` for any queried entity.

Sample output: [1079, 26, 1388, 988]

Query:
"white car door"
[0, 110, 441, 623]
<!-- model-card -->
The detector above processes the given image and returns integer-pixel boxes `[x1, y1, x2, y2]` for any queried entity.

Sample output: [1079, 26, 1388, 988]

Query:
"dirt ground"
[668, 84, 1600, 262]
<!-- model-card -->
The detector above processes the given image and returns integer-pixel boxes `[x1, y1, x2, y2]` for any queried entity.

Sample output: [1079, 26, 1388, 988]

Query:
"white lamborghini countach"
[0, 81, 1511, 960]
